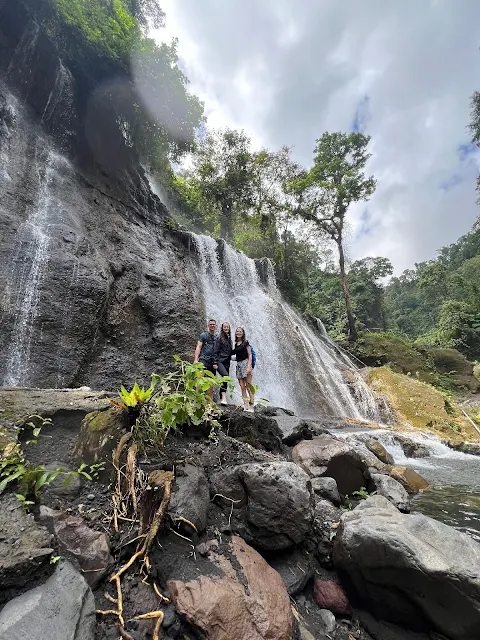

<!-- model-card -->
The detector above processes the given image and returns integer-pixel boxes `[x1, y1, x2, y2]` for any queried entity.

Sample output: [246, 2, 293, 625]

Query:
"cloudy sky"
[152, 0, 480, 273]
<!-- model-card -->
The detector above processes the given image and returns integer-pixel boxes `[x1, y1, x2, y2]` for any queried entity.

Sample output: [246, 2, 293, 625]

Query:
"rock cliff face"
[0, 0, 203, 388]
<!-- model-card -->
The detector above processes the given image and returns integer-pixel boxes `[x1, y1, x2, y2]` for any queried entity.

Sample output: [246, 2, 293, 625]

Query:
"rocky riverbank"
[0, 388, 479, 640]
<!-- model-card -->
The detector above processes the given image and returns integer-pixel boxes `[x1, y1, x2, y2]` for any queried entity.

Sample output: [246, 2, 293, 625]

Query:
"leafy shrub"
[113, 357, 233, 451]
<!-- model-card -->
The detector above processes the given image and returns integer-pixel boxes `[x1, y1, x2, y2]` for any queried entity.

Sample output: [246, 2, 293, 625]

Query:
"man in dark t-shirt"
[194, 319, 217, 397]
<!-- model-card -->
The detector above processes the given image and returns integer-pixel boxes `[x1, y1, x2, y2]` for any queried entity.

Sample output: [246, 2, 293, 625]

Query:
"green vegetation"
[39, 0, 204, 169]
[34, 2, 480, 368]
[0, 416, 102, 506]
[113, 357, 233, 450]
[366, 367, 479, 443]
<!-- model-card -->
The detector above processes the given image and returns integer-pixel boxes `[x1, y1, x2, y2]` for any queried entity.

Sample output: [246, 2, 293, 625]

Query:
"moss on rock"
[366, 367, 480, 444]
[350, 332, 479, 393]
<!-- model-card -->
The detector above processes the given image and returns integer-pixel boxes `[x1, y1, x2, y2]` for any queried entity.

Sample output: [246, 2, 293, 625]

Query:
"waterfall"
[191, 233, 380, 418]
[3, 147, 71, 386]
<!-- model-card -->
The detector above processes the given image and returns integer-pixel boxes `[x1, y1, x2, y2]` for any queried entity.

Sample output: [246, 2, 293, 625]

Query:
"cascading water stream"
[191, 233, 380, 418]
[3, 148, 71, 386]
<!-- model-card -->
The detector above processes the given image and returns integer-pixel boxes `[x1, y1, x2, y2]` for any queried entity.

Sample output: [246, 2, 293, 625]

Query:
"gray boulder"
[0, 560, 95, 640]
[292, 436, 370, 495]
[369, 473, 410, 513]
[270, 414, 328, 446]
[311, 477, 341, 506]
[0, 494, 53, 603]
[240, 462, 314, 550]
[211, 462, 314, 550]
[333, 496, 480, 640]
[169, 463, 210, 533]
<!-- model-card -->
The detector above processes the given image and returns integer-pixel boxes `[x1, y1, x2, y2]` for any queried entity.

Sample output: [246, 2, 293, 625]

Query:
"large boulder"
[38, 507, 112, 588]
[210, 462, 314, 550]
[238, 462, 314, 550]
[218, 408, 283, 451]
[292, 436, 369, 495]
[169, 463, 210, 533]
[168, 535, 292, 640]
[0, 494, 53, 604]
[0, 560, 95, 640]
[369, 473, 410, 513]
[333, 496, 480, 639]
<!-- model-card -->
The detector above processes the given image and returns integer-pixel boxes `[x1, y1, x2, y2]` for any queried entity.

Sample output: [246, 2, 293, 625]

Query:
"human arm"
[194, 339, 203, 363]
[246, 344, 252, 375]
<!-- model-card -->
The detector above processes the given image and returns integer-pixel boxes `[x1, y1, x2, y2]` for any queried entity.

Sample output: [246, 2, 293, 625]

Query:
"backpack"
[250, 345, 256, 369]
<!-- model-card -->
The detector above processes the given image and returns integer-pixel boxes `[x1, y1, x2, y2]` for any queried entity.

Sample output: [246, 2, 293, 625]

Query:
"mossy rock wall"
[351, 333, 479, 393]
[366, 367, 480, 444]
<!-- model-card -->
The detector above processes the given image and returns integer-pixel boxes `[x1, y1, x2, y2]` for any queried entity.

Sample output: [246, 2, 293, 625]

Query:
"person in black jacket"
[213, 322, 232, 405]
[231, 327, 254, 411]
[194, 319, 217, 398]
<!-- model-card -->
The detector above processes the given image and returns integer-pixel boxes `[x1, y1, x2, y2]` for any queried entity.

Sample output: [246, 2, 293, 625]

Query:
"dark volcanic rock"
[0, 494, 53, 604]
[333, 496, 480, 640]
[0, 3, 203, 389]
[209, 462, 314, 550]
[267, 547, 316, 595]
[169, 463, 210, 533]
[219, 408, 284, 451]
[0, 560, 95, 640]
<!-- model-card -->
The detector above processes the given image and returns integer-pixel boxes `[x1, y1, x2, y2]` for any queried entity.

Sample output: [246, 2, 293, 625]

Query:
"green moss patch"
[351, 332, 479, 393]
[366, 367, 480, 443]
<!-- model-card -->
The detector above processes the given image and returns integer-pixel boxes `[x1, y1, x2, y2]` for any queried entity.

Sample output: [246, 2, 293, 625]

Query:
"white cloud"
[152, 0, 480, 273]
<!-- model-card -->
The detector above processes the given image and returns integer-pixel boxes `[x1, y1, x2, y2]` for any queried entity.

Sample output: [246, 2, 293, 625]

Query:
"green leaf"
[32, 428, 41, 437]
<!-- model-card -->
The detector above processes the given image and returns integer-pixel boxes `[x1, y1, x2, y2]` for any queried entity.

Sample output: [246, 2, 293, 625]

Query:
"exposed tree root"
[97, 438, 174, 638]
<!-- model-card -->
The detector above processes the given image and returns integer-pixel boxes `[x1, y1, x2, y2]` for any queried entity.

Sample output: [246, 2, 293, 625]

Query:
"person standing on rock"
[231, 327, 255, 411]
[194, 319, 217, 398]
[213, 322, 232, 405]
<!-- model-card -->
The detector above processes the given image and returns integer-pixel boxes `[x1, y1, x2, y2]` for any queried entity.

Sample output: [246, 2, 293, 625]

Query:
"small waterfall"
[3, 149, 69, 386]
[191, 233, 380, 418]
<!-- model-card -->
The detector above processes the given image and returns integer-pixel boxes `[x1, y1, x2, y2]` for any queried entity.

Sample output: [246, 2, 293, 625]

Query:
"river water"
[339, 426, 480, 542]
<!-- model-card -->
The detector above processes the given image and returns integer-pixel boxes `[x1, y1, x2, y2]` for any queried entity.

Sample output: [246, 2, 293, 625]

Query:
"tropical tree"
[189, 129, 255, 241]
[293, 132, 376, 340]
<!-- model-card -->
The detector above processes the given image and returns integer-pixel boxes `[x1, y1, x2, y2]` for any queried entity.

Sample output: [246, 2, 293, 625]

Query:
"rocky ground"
[0, 388, 479, 640]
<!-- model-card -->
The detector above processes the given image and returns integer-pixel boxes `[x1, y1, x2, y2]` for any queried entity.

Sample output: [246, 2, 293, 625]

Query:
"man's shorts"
[199, 360, 215, 375]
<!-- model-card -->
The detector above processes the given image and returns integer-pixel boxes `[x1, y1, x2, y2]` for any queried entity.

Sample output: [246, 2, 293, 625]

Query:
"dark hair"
[208, 318, 216, 324]
[220, 322, 232, 344]
[235, 327, 246, 344]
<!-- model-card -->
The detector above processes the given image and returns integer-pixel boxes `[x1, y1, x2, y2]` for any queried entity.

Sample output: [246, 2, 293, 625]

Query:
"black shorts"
[199, 360, 215, 374]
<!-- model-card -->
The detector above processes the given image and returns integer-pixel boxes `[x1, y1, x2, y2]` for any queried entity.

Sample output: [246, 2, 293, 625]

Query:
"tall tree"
[293, 132, 376, 340]
[189, 129, 254, 241]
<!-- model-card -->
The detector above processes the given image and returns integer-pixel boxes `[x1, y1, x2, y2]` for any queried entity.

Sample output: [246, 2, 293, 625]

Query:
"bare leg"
[246, 372, 254, 407]
[239, 378, 249, 410]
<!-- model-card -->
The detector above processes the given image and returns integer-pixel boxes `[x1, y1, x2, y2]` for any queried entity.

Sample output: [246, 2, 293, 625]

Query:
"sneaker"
[220, 399, 227, 406]
[245, 407, 254, 413]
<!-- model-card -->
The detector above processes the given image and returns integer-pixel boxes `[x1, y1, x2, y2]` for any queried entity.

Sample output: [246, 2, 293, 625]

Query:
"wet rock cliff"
[0, 0, 203, 389]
